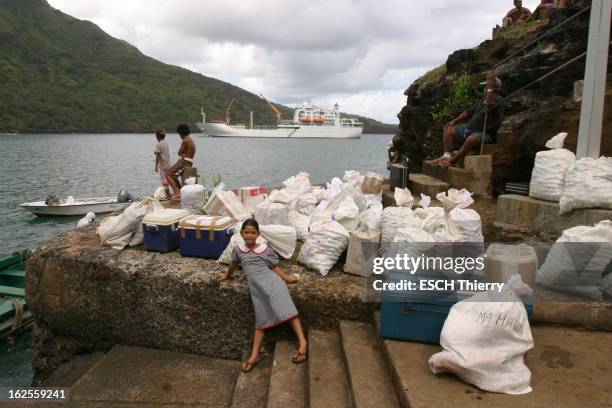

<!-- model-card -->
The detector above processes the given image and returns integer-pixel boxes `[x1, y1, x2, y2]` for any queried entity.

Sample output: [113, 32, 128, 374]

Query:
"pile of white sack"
[97, 197, 163, 250]
[381, 188, 483, 245]
[245, 170, 386, 275]
[528, 132, 612, 214]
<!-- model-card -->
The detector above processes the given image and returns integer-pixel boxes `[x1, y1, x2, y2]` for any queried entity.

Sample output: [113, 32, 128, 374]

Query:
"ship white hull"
[199, 123, 361, 139]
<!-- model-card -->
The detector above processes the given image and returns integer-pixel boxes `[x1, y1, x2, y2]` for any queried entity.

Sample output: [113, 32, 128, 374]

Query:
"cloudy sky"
[47, 0, 541, 123]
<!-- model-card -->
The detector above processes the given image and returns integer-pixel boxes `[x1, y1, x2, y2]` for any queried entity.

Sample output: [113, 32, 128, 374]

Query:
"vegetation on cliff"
[0, 0, 393, 133]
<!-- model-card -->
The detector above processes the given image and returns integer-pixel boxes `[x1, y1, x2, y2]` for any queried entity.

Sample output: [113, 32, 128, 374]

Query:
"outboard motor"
[117, 190, 135, 203]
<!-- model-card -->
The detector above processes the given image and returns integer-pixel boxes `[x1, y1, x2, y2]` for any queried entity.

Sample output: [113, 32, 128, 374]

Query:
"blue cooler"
[142, 209, 192, 253]
[380, 273, 534, 344]
[179, 215, 235, 259]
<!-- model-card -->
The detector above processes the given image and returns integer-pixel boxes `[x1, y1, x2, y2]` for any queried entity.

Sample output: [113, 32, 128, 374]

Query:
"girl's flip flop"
[291, 351, 308, 364]
[241, 358, 260, 373]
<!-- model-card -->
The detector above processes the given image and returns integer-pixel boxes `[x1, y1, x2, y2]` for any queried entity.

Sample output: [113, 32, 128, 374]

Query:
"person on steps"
[433, 75, 504, 167]
[167, 124, 196, 199]
[533, 0, 557, 20]
[154, 128, 171, 199]
[503, 0, 532, 27]
[219, 219, 307, 373]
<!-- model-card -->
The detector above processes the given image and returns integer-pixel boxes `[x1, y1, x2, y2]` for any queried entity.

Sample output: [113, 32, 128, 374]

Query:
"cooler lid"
[179, 215, 235, 230]
[143, 209, 192, 225]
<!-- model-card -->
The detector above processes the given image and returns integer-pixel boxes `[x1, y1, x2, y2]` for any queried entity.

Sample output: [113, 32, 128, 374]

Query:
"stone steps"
[308, 329, 353, 408]
[266, 341, 307, 408]
[408, 173, 450, 197]
[422, 156, 492, 198]
[339, 321, 401, 408]
[231, 351, 273, 408]
[69, 345, 239, 406]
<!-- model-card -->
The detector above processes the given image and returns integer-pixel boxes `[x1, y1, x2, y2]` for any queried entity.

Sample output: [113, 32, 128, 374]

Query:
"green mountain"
[0, 0, 395, 134]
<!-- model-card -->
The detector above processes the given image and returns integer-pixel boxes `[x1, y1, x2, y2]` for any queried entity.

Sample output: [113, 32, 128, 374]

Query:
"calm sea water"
[0, 133, 390, 257]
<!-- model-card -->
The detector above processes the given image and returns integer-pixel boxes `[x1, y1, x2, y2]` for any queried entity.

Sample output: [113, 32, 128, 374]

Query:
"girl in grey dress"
[219, 219, 307, 372]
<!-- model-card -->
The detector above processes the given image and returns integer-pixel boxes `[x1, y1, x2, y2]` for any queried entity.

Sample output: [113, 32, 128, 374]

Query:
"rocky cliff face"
[395, 0, 611, 194]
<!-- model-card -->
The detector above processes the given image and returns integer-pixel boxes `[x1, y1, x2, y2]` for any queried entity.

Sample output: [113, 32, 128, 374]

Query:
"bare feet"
[431, 156, 447, 164]
[438, 158, 453, 167]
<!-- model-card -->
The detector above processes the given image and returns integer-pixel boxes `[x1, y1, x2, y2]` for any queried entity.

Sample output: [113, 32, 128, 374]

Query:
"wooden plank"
[0, 285, 25, 298]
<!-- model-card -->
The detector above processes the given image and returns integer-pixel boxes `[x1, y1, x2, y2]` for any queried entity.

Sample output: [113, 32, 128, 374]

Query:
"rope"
[0, 296, 24, 344]
[494, 5, 591, 70]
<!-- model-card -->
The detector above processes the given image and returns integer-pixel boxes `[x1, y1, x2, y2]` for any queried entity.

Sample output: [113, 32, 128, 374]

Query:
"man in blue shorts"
[434, 76, 504, 167]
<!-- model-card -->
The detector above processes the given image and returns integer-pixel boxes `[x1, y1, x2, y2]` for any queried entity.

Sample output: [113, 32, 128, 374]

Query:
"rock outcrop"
[395, 0, 611, 194]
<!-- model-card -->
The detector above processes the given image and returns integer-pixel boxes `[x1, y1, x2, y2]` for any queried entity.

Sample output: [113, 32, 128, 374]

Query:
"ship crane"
[225, 98, 236, 125]
[259, 94, 282, 124]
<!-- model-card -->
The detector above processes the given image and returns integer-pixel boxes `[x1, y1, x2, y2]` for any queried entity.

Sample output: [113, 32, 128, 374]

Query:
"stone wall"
[25, 225, 375, 384]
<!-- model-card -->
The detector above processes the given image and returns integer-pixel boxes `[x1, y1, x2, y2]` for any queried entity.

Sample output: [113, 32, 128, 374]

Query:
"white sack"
[254, 201, 289, 226]
[97, 198, 163, 250]
[449, 208, 483, 242]
[537, 220, 612, 300]
[153, 186, 166, 201]
[296, 193, 319, 216]
[559, 157, 612, 214]
[429, 275, 534, 395]
[310, 201, 331, 225]
[436, 189, 474, 212]
[217, 234, 267, 265]
[344, 229, 381, 277]
[381, 207, 418, 242]
[310, 186, 327, 202]
[394, 188, 414, 207]
[282, 173, 311, 196]
[358, 201, 383, 231]
[332, 196, 360, 232]
[529, 133, 575, 202]
[342, 170, 363, 189]
[298, 220, 350, 276]
[77, 212, 96, 228]
[269, 189, 298, 205]
[324, 177, 344, 201]
[288, 209, 310, 241]
[181, 184, 206, 210]
[259, 224, 297, 259]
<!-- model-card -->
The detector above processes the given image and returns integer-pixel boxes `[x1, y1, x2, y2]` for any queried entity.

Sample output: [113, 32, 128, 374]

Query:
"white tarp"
[429, 275, 534, 395]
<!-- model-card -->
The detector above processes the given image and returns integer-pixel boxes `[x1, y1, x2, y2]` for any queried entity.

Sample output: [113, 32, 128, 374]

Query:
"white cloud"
[46, 0, 543, 123]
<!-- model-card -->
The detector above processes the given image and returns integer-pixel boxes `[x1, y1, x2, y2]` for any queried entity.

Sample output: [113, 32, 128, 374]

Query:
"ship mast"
[259, 94, 282, 124]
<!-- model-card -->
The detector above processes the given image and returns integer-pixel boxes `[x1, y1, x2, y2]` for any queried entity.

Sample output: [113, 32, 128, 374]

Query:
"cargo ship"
[197, 97, 363, 139]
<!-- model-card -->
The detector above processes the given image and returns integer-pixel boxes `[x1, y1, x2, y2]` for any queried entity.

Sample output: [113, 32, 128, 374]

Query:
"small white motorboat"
[20, 197, 131, 216]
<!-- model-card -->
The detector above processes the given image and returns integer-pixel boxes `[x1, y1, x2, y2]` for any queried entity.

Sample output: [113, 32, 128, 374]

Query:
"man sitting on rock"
[503, 0, 532, 27]
[533, 0, 557, 20]
[167, 124, 197, 199]
[433, 75, 504, 167]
